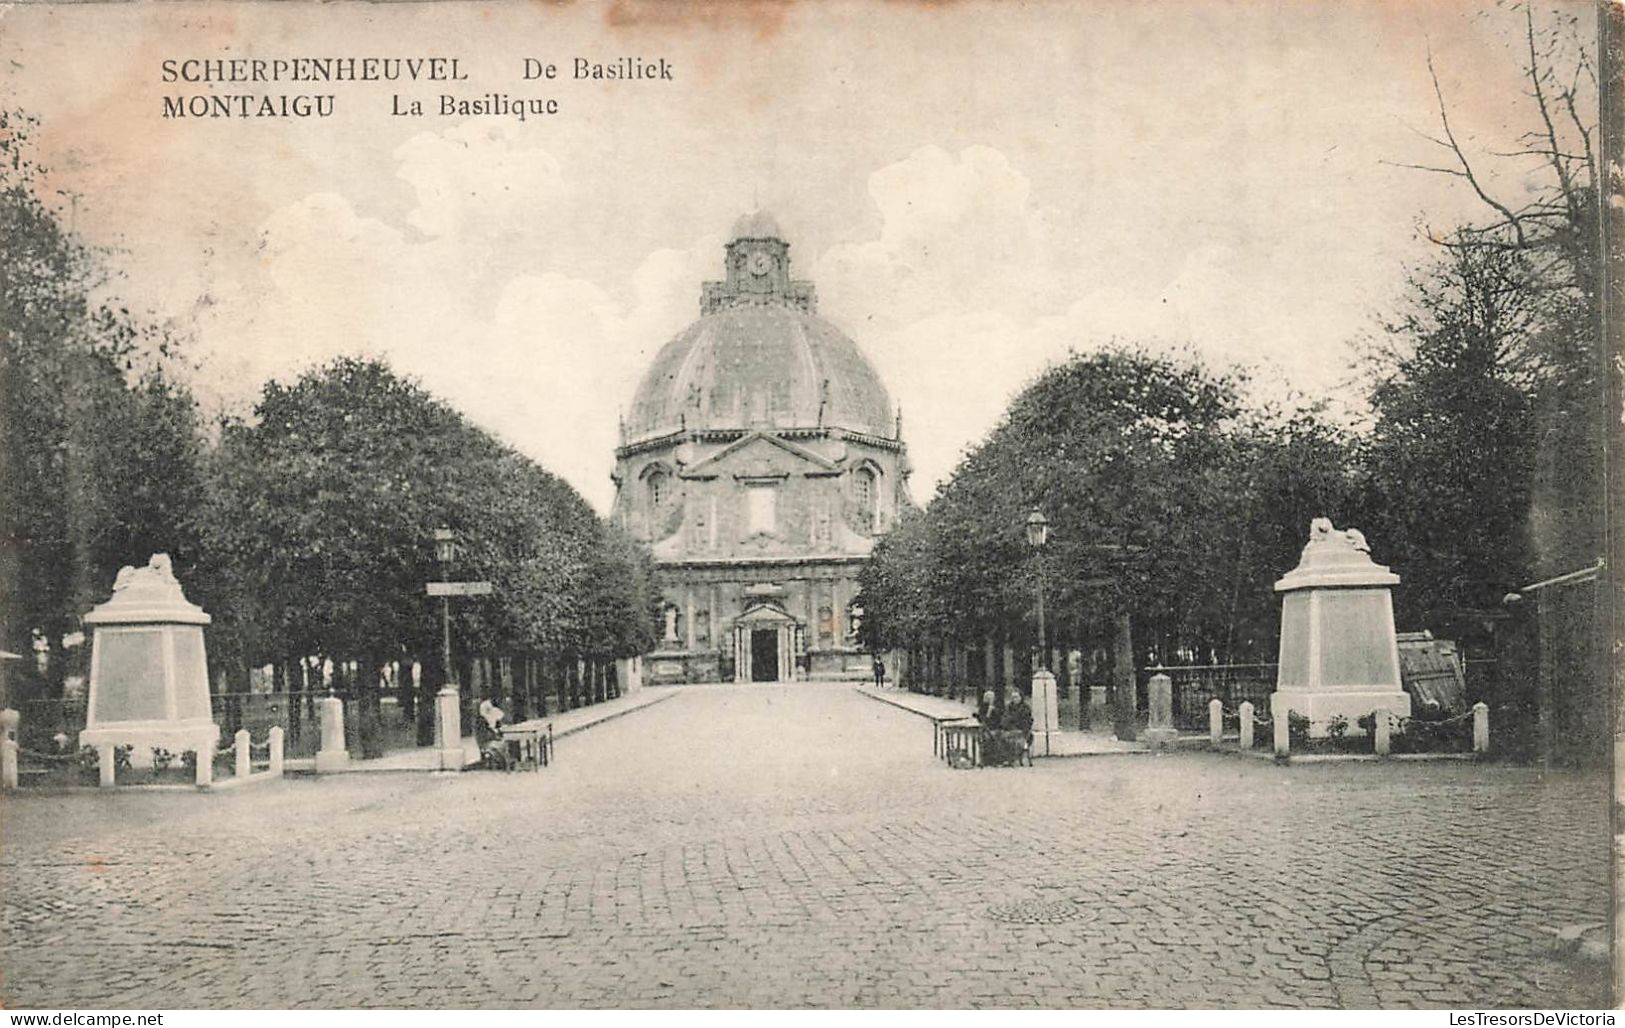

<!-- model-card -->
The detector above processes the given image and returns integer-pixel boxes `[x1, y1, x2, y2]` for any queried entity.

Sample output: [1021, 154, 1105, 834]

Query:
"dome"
[627, 306, 894, 438]
[625, 216, 895, 440]
[731, 209, 783, 239]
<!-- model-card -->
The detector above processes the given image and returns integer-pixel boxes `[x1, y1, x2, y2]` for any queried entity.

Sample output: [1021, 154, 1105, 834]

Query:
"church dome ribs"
[627, 215, 894, 443]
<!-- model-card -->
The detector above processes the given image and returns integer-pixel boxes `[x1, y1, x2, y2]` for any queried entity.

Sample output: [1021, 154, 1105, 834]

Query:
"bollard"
[1145, 673, 1176, 748]
[1272, 708, 1289, 759]
[1208, 699, 1223, 746]
[1029, 669, 1059, 757]
[1374, 708, 1391, 757]
[0, 709, 18, 791]
[1239, 701, 1254, 750]
[435, 686, 463, 771]
[235, 729, 251, 778]
[195, 745, 213, 788]
[99, 743, 116, 788]
[316, 694, 351, 773]
[268, 726, 285, 777]
[1472, 702, 1489, 755]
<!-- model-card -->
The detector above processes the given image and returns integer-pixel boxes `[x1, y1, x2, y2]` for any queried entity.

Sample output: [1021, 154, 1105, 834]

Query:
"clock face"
[748, 252, 773, 277]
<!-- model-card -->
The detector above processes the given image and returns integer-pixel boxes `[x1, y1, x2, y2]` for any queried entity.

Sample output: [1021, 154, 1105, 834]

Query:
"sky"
[0, 0, 1592, 512]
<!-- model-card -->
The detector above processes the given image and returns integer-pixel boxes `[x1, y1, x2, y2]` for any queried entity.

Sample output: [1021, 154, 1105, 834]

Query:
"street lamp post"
[432, 526, 461, 770]
[434, 527, 456, 689]
[1025, 509, 1058, 756]
[424, 529, 493, 771]
[1025, 509, 1050, 669]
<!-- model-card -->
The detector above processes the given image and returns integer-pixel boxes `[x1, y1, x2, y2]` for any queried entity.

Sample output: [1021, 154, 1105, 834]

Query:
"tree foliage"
[0, 110, 207, 695]
[194, 356, 662, 679]
[860, 347, 1358, 666]
[1, 113, 657, 705]
[1385, 2, 1603, 584]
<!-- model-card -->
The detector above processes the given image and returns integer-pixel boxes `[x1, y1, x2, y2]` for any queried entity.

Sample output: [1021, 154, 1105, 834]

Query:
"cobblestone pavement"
[2, 683, 1612, 1008]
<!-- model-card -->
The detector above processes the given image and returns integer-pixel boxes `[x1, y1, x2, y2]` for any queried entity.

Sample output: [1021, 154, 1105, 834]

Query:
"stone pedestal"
[1144, 672, 1177, 748]
[268, 726, 285, 777]
[617, 656, 643, 695]
[314, 694, 350, 773]
[435, 686, 464, 771]
[99, 743, 115, 787]
[194, 743, 212, 787]
[1029, 669, 1059, 756]
[78, 554, 220, 769]
[0, 709, 16, 792]
[1271, 519, 1409, 737]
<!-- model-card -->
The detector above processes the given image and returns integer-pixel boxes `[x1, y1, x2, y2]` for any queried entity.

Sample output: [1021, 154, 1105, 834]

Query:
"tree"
[1373, 3, 1608, 763]
[1396, 3, 1602, 580]
[859, 346, 1358, 691]
[0, 109, 206, 701]
[1358, 239, 1540, 627]
[199, 356, 659, 740]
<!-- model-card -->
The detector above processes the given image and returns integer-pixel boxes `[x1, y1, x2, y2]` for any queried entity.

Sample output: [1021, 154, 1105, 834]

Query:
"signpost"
[430, 527, 494, 771]
[426, 581, 493, 597]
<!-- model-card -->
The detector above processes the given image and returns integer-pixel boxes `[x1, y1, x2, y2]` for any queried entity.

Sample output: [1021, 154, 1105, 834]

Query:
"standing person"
[871, 654, 886, 688]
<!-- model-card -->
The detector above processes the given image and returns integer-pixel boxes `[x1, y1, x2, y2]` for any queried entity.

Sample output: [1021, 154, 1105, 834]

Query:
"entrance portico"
[731, 602, 805, 683]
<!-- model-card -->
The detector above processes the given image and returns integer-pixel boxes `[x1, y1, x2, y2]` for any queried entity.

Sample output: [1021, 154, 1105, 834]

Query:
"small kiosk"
[79, 554, 218, 767]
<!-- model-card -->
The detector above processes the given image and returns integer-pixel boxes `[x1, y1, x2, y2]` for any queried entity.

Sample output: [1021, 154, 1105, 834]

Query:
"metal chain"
[15, 746, 83, 764]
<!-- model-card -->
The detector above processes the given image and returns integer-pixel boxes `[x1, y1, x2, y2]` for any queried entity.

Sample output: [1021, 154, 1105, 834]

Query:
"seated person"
[1002, 685, 1033, 737]
[475, 699, 508, 767]
[986, 686, 1033, 766]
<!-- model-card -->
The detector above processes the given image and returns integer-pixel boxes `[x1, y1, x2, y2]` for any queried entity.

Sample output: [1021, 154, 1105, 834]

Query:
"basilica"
[612, 212, 911, 684]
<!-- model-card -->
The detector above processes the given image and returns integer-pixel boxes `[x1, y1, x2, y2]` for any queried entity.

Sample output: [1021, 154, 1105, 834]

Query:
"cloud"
[393, 122, 571, 239]
[816, 145, 1053, 331]
[189, 159, 725, 512]
[183, 137, 1361, 516]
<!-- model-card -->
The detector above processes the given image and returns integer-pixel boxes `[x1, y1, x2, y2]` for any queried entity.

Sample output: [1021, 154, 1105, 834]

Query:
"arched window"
[647, 468, 668, 510]
[852, 466, 877, 530]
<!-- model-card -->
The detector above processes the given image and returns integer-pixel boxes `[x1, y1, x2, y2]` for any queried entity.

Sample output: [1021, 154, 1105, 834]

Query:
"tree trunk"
[1112, 612, 1138, 741]
[361, 652, 385, 759]
[416, 650, 439, 746]
[400, 659, 416, 723]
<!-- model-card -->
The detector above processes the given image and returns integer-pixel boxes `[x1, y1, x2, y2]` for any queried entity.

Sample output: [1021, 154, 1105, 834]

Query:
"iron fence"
[1156, 656, 1504, 733]
[1151, 664, 1279, 731]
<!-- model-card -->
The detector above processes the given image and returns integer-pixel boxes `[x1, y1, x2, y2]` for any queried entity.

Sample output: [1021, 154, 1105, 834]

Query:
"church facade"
[612, 213, 911, 684]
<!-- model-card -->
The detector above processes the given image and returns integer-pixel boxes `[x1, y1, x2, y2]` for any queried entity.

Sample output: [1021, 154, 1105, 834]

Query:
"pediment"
[681, 431, 839, 478]
[737, 601, 798, 624]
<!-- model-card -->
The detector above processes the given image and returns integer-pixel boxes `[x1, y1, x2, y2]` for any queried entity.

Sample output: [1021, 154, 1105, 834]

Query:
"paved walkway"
[856, 687, 1156, 755]
[1, 683, 1610, 1008]
[283, 688, 676, 773]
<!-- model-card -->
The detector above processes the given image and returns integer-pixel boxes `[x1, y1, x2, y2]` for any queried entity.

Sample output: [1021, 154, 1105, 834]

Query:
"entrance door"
[751, 629, 779, 682]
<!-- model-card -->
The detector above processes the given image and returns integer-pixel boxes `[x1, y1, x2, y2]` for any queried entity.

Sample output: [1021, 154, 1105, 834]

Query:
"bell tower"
[701, 211, 817, 314]
[724, 236, 791, 297]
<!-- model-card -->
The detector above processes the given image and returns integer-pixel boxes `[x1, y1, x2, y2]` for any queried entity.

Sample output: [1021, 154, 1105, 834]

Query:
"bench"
[938, 719, 982, 767]
[498, 720, 552, 771]
[936, 718, 1032, 768]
